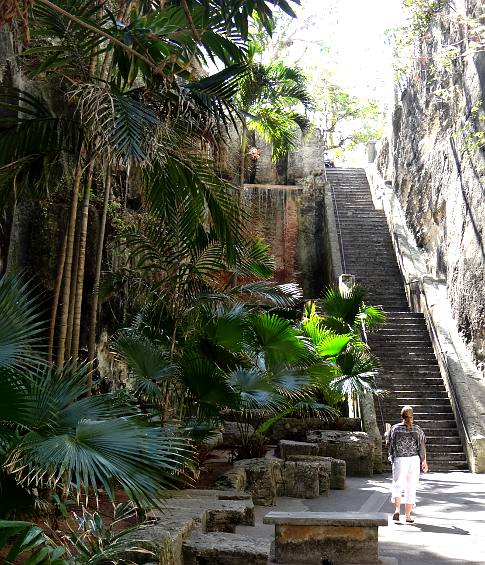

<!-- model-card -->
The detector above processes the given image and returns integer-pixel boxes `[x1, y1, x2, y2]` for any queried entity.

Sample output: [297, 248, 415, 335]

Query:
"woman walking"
[388, 405, 428, 523]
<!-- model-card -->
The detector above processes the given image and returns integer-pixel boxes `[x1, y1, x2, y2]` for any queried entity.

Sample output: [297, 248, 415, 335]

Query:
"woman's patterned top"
[388, 423, 426, 463]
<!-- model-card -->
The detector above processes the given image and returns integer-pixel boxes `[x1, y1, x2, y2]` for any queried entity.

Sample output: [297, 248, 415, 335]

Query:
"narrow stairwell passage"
[326, 168, 467, 472]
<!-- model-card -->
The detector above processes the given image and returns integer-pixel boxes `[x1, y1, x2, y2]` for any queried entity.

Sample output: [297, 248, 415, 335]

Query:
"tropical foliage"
[0, 275, 192, 515]
[301, 285, 385, 407]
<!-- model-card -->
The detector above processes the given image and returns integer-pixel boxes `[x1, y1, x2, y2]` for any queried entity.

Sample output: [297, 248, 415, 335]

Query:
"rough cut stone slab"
[205, 499, 255, 532]
[128, 490, 255, 564]
[234, 457, 283, 506]
[270, 416, 362, 442]
[281, 461, 320, 498]
[263, 511, 388, 526]
[214, 466, 247, 492]
[287, 455, 345, 490]
[279, 439, 319, 460]
[263, 511, 387, 564]
[183, 532, 270, 565]
[222, 421, 255, 445]
[307, 430, 375, 476]
[121, 516, 197, 565]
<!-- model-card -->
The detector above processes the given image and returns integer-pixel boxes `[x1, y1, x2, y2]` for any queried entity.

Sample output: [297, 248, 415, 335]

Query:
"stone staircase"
[326, 167, 468, 472]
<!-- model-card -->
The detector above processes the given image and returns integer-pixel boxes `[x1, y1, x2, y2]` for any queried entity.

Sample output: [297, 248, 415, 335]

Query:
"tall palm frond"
[0, 275, 46, 369]
[228, 281, 302, 307]
[75, 85, 160, 163]
[0, 88, 81, 205]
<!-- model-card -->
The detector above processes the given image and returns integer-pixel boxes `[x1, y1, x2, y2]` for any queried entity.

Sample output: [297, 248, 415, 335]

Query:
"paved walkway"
[236, 471, 485, 564]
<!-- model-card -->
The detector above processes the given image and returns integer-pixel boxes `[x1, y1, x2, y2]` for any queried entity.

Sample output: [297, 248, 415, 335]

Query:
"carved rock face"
[378, 0, 485, 372]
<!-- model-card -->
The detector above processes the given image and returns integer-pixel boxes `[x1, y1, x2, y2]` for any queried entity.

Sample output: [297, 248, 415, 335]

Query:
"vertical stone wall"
[378, 0, 485, 370]
[219, 127, 325, 186]
[241, 175, 328, 299]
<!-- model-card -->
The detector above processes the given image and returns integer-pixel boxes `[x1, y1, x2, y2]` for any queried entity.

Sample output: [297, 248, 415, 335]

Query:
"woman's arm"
[418, 427, 428, 472]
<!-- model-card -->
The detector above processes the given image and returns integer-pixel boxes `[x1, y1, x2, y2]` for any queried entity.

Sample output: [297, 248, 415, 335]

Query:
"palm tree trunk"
[65, 218, 80, 361]
[239, 120, 247, 188]
[47, 228, 68, 363]
[57, 155, 83, 366]
[87, 165, 111, 392]
[71, 162, 95, 365]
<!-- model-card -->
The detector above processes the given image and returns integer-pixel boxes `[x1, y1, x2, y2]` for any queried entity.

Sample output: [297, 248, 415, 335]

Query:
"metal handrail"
[419, 286, 472, 450]
[329, 178, 348, 274]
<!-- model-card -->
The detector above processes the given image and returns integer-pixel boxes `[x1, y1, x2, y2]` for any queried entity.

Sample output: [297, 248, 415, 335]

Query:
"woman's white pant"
[391, 455, 421, 505]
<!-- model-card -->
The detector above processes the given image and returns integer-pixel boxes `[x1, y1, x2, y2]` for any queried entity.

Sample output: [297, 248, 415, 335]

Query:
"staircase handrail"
[329, 178, 348, 274]
[419, 286, 472, 450]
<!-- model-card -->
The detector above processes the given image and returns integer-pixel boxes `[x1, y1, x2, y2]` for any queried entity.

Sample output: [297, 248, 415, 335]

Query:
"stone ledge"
[182, 532, 270, 565]
[263, 511, 388, 527]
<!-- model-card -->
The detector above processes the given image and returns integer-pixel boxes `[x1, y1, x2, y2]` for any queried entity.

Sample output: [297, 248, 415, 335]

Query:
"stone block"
[279, 439, 319, 460]
[214, 467, 247, 492]
[288, 455, 346, 490]
[281, 461, 320, 498]
[263, 511, 387, 565]
[286, 455, 331, 495]
[205, 499, 255, 532]
[233, 457, 283, 506]
[182, 532, 270, 565]
[307, 430, 374, 476]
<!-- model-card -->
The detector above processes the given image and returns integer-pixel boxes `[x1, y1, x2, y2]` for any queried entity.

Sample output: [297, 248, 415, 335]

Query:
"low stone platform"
[183, 532, 270, 565]
[263, 511, 388, 564]
[122, 489, 254, 565]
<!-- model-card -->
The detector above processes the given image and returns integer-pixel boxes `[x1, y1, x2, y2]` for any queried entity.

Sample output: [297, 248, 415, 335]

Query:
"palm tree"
[301, 287, 384, 409]
[235, 45, 313, 185]
[0, 0, 302, 375]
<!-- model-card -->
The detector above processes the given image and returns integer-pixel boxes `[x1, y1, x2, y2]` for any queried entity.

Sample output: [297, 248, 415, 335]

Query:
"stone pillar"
[366, 140, 377, 163]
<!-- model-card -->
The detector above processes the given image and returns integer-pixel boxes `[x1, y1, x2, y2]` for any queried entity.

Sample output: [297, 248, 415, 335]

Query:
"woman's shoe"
[392, 512, 400, 521]
[405, 516, 415, 523]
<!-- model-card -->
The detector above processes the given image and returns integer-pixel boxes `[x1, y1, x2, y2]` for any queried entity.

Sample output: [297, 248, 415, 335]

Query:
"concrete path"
[236, 472, 485, 564]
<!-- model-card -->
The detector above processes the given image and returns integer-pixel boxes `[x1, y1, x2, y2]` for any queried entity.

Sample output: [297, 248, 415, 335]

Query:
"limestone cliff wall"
[378, 0, 485, 370]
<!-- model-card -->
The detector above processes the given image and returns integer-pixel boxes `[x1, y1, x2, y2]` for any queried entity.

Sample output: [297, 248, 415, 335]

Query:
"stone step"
[390, 386, 447, 393]
[390, 392, 449, 399]
[379, 368, 442, 374]
[370, 336, 431, 341]
[426, 444, 464, 452]
[425, 436, 463, 445]
[380, 398, 452, 406]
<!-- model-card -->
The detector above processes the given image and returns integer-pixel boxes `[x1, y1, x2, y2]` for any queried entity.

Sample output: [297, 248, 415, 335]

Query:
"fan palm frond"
[247, 312, 306, 367]
[228, 367, 284, 412]
[331, 349, 380, 397]
[2, 363, 191, 508]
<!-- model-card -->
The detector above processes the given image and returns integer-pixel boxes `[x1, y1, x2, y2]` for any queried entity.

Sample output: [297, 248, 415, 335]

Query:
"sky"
[266, 0, 406, 164]
[271, 0, 406, 109]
